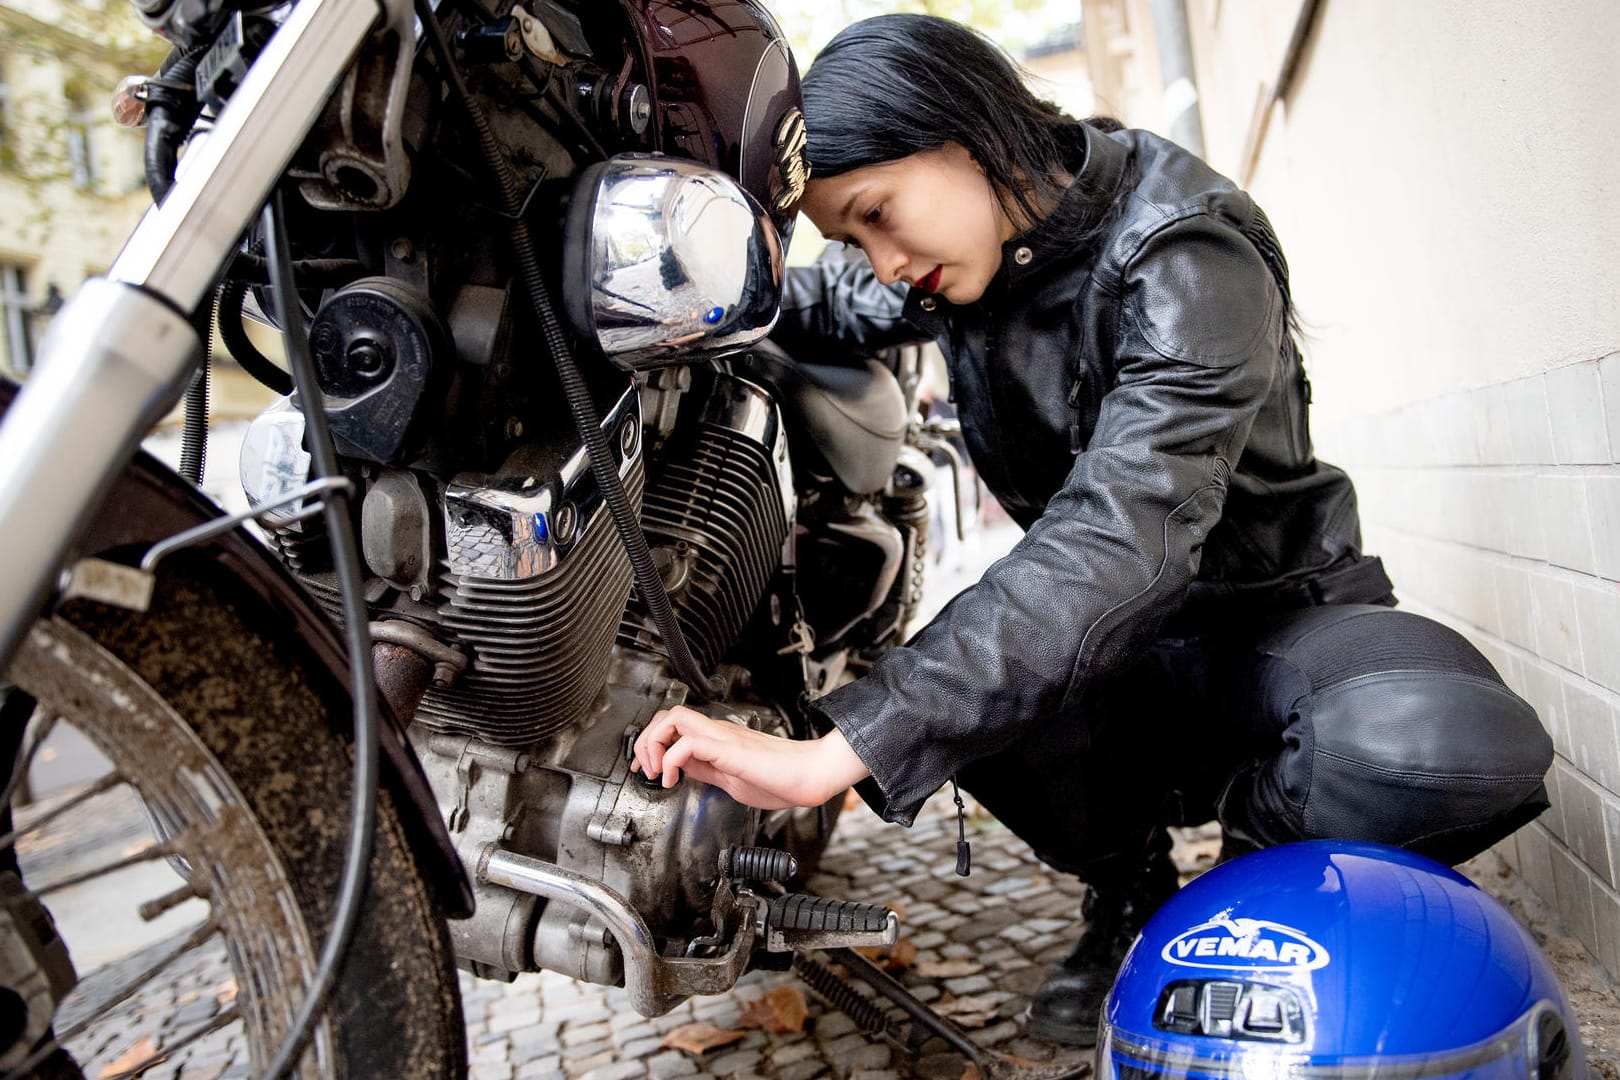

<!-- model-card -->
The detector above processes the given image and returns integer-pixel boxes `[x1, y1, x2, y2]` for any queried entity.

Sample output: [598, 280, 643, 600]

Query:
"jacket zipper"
[1067, 373, 1086, 454]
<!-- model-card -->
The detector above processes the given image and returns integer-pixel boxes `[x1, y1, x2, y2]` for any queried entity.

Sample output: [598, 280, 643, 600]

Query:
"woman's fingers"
[627, 707, 858, 811]
[660, 733, 700, 788]
[634, 706, 715, 782]
[633, 708, 682, 776]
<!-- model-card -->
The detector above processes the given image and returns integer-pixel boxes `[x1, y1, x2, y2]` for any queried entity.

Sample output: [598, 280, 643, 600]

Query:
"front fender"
[1, 375, 473, 919]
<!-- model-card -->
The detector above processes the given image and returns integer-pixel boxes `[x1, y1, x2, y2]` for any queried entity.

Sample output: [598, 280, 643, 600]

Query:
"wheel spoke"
[54, 917, 221, 1044]
[95, 1005, 243, 1080]
[139, 881, 200, 922]
[0, 709, 58, 810]
[32, 840, 177, 897]
[0, 771, 123, 852]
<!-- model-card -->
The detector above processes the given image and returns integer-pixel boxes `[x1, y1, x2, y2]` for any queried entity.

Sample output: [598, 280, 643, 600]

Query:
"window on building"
[1, 264, 36, 374]
[66, 98, 95, 190]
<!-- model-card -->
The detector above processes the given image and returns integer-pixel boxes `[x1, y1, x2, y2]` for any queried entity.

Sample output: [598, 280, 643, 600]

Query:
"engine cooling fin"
[413, 459, 645, 745]
[624, 410, 787, 674]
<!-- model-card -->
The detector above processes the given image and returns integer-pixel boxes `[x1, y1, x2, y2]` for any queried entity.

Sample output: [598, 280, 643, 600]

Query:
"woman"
[633, 14, 1552, 1046]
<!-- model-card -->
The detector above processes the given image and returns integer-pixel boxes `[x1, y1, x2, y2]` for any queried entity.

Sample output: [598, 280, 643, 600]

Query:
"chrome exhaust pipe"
[478, 846, 757, 1017]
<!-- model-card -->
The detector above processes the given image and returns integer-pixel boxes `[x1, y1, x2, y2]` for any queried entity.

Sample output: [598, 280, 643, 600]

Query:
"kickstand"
[805, 948, 1092, 1080]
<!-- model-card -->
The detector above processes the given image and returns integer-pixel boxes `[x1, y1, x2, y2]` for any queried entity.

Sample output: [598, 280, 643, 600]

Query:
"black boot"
[1024, 850, 1179, 1047]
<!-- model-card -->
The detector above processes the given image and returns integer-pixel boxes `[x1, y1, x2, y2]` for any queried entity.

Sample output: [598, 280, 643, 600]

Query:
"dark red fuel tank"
[619, 0, 807, 233]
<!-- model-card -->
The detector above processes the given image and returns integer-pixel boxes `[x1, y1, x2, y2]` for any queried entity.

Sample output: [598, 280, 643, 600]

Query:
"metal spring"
[793, 954, 898, 1041]
[718, 845, 798, 882]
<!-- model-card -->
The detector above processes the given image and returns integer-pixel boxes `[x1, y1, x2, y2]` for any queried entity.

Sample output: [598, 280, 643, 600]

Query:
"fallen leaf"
[843, 788, 863, 812]
[100, 1036, 159, 1078]
[933, 994, 999, 1029]
[216, 977, 238, 1007]
[961, 1065, 984, 1080]
[889, 902, 908, 923]
[915, 959, 984, 979]
[659, 1022, 745, 1056]
[855, 937, 918, 972]
[737, 986, 809, 1034]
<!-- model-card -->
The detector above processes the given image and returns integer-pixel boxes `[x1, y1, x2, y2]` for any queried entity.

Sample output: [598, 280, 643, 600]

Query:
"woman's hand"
[631, 706, 871, 810]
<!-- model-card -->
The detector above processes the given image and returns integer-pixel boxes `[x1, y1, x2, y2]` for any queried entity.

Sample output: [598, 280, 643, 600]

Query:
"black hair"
[802, 14, 1120, 228]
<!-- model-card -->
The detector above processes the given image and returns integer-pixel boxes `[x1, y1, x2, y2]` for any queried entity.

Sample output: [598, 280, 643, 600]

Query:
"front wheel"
[1, 561, 465, 1078]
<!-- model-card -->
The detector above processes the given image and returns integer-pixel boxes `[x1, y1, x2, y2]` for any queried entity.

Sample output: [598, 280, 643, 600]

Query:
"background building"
[1084, 0, 1620, 982]
[0, 0, 160, 377]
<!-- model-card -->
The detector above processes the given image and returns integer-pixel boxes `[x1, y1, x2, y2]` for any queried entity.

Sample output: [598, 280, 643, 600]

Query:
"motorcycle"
[0, 0, 969, 1074]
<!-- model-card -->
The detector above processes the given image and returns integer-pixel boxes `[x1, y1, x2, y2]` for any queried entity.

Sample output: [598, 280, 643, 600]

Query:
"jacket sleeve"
[812, 212, 1284, 825]
[771, 254, 931, 362]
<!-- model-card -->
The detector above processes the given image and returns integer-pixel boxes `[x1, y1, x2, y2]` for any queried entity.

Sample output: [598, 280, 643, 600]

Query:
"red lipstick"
[916, 265, 943, 294]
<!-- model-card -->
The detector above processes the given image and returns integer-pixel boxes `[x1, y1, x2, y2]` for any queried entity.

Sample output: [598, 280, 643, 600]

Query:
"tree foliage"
[770, 0, 1070, 67]
[0, 0, 167, 68]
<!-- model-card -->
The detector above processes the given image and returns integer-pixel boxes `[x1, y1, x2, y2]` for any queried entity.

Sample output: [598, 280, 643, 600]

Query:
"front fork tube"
[0, 0, 392, 669]
[0, 281, 199, 664]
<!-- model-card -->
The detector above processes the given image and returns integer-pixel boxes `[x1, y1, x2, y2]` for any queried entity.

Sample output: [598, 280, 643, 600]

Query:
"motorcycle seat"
[739, 341, 907, 496]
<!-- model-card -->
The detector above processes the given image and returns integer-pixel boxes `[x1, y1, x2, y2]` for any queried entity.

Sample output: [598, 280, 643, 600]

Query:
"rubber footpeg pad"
[768, 893, 892, 934]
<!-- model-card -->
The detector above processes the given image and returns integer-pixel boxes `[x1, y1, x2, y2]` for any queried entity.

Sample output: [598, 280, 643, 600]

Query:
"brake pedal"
[760, 893, 899, 952]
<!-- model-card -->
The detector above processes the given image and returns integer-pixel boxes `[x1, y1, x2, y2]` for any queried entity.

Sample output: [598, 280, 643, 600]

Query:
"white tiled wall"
[1314, 354, 1620, 979]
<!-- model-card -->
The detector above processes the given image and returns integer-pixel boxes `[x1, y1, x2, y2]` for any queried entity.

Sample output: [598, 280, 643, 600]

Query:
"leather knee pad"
[1224, 606, 1553, 865]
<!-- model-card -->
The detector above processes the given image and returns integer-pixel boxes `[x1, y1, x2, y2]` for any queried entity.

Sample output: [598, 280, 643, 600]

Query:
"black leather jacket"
[776, 124, 1392, 826]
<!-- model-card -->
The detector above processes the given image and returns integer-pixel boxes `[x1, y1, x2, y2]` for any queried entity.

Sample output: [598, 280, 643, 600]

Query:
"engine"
[242, 365, 803, 979]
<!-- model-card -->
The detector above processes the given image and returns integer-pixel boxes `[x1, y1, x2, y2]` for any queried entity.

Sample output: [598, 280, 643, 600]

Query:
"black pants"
[957, 604, 1553, 882]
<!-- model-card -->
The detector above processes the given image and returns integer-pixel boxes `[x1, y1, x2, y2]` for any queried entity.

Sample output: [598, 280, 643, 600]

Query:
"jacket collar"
[1002, 123, 1131, 288]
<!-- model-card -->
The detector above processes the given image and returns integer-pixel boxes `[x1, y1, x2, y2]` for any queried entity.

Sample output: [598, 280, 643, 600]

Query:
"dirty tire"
[53, 561, 466, 1078]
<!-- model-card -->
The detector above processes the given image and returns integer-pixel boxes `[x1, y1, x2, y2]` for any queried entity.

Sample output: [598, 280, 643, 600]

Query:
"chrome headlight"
[563, 155, 783, 371]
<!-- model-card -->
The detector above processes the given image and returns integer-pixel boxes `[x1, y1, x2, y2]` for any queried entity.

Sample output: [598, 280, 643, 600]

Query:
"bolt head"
[347, 339, 389, 380]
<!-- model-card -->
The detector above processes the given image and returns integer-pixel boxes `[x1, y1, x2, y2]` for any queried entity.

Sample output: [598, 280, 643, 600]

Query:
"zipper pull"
[1067, 378, 1084, 454]
[951, 777, 971, 877]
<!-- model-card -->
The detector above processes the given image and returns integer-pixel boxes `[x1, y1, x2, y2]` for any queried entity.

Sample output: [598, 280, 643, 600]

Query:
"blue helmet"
[1099, 840, 1584, 1079]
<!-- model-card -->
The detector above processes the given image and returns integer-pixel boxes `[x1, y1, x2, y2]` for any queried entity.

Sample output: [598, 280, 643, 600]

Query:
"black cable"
[144, 46, 205, 204]
[217, 278, 294, 395]
[255, 189, 380, 1080]
[224, 252, 367, 287]
[416, 0, 724, 700]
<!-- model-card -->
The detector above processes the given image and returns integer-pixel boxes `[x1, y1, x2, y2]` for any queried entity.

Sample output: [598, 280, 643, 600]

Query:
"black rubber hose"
[178, 294, 215, 485]
[255, 189, 379, 1080]
[225, 252, 368, 287]
[144, 46, 205, 204]
[415, 0, 724, 700]
[217, 278, 294, 395]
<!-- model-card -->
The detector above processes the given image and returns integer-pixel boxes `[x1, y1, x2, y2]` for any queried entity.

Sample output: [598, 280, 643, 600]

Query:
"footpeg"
[760, 893, 899, 952]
